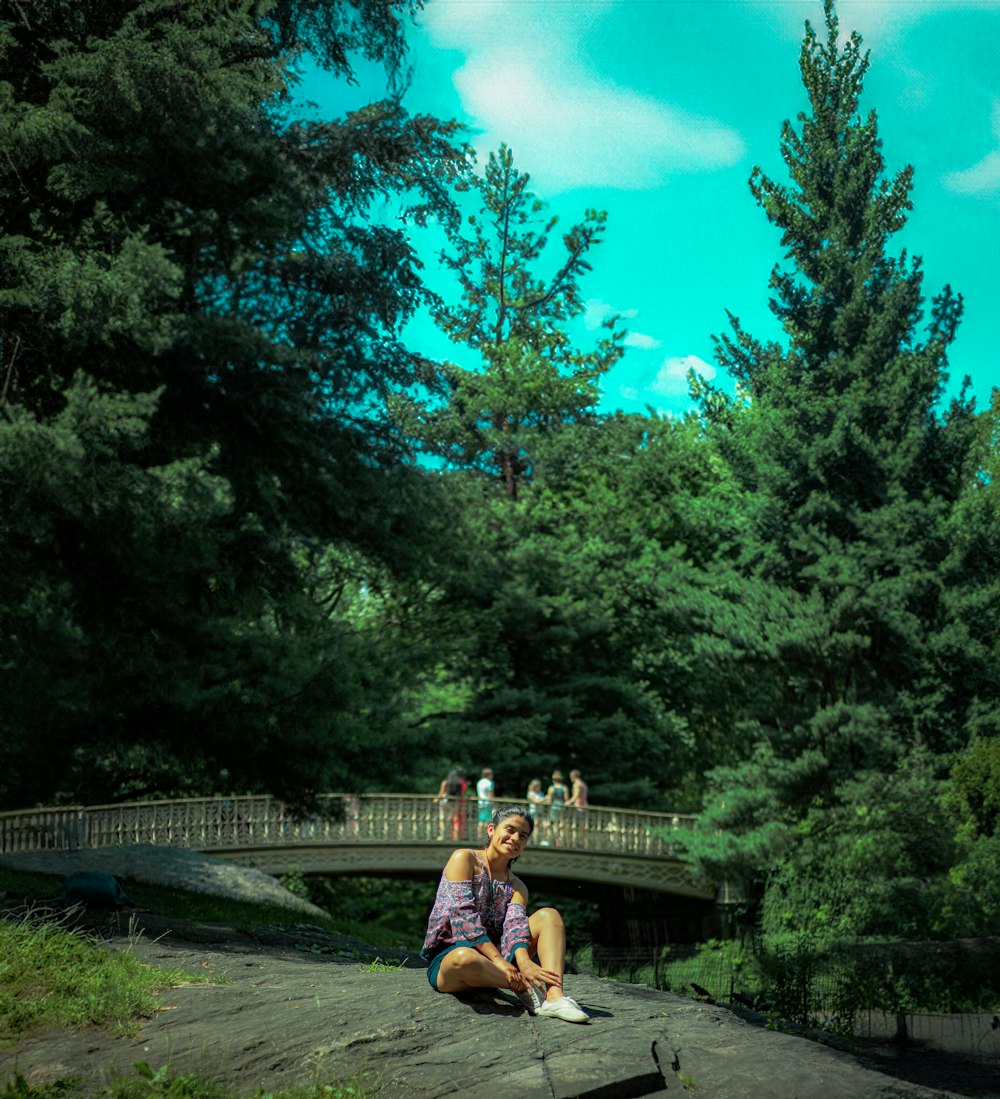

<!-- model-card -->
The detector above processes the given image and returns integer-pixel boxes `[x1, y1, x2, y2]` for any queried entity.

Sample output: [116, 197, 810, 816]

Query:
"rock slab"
[0, 846, 329, 918]
[0, 920, 959, 1099]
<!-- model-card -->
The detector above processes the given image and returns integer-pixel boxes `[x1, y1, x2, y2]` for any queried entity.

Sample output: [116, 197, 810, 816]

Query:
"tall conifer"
[0, 0, 460, 804]
[690, 1, 980, 934]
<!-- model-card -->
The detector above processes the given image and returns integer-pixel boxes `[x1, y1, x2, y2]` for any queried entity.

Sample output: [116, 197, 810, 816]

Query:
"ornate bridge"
[0, 794, 713, 899]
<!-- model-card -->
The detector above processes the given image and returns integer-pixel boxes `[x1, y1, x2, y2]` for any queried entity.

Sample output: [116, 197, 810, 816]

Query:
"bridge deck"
[0, 794, 714, 898]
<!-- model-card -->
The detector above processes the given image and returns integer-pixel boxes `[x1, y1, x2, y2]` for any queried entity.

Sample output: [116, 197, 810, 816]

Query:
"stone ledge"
[0, 920, 958, 1099]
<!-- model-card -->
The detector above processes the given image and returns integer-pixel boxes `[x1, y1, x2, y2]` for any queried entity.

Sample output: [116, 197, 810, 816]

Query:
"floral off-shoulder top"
[421, 849, 531, 962]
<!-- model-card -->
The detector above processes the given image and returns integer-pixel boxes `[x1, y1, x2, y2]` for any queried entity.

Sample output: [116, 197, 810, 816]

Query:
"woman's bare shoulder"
[510, 873, 529, 903]
[443, 847, 480, 881]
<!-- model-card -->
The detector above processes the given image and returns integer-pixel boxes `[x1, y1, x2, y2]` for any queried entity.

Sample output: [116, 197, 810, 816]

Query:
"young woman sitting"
[421, 804, 589, 1023]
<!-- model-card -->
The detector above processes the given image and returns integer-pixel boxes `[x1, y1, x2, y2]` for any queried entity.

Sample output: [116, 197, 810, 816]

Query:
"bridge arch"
[0, 793, 714, 900]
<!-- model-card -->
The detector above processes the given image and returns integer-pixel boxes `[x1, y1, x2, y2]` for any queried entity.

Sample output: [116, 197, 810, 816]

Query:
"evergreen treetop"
[688, 1, 984, 935]
[395, 144, 623, 499]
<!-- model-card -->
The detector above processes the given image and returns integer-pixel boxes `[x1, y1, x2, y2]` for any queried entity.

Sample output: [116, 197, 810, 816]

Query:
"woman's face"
[489, 814, 532, 857]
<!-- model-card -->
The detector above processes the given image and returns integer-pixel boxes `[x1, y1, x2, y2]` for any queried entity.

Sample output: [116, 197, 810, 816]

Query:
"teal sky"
[305, 0, 999, 418]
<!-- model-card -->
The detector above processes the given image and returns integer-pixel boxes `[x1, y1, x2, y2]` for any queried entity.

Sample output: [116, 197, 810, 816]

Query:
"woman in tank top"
[546, 771, 570, 846]
[421, 805, 589, 1023]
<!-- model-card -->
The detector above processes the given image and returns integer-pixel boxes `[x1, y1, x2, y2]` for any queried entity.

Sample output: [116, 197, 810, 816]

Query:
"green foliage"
[394, 144, 623, 499]
[686, 0, 991, 934]
[948, 737, 1000, 839]
[0, 914, 196, 1042]
[941, 833, 1000, 935]
[0, 1073, 77, 1098]
[1, 0, 997, 966]
[750, 749, 957, 941]
[656, 934, 1000, 1026]
[0, 0, 462, 806]
[279, 865, 311, 901]
[360, 956, 406, 972]
[821, 939, 1000, 1031]
[660, 939, 750, 999]
[305, 876, 431, 949]
[400, 385, 765, 805]
[755, 935, 824, 1027]
[0, 1065, 372, 1098]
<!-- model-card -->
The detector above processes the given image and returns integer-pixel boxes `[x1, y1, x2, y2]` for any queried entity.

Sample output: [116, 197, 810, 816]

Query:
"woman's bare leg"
[528, 907, 567, 1002]
[435, 947, 511, 994]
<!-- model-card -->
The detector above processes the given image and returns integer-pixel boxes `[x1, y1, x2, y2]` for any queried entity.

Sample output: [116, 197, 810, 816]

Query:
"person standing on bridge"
[545, 771, 569, 847]
[526, 778, 548, 844]
[422, 805, 590, 1023]
[476, 767, 495, 826]
[435, 769, 467, 842]
[567, 769, 589, 844]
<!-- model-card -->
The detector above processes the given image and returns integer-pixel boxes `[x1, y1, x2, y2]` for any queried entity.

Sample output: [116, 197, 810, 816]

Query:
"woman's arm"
[434, 849, 492, 947]
[507, 879, 559, 992]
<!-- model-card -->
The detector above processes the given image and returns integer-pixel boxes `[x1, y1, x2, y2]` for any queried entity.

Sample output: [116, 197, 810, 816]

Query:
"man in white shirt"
[476, 768, 495, 824]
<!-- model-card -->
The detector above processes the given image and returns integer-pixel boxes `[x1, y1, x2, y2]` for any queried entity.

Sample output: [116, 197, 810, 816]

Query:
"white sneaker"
[536, 995, 589, 1023]
[516, 985, 544, 1014]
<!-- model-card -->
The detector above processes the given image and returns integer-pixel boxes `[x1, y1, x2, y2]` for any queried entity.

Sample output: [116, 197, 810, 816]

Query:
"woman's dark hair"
[492, 808, 531, 830]
[445, 770, 463, 797]
[483, 805, 534, 867]
[489, 805, 535, 834]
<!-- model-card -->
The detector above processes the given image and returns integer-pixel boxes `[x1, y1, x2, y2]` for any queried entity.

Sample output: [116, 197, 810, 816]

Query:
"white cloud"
[419, 1, 744, 193]
[624, 332, 661, 351]
[650, 355, 717, 396]
[583, 298, 658, 349]
[584, 298, 638, 330]
[943, 100, 1000, 196]
[760, 0, 998, 45]
[455, 62, 744, 191]
[945, 151, 1000, 196]
[420, 0, 617, 50]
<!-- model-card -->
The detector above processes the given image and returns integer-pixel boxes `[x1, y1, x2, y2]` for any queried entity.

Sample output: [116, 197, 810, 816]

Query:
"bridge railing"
[0, 794, 697, 860]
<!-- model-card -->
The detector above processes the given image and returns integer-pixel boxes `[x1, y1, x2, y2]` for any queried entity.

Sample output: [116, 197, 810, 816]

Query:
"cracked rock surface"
[0, 917, 959, 1099]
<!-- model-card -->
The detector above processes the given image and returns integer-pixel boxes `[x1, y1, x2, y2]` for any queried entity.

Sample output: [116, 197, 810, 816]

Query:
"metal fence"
[0, 794, 698, 861]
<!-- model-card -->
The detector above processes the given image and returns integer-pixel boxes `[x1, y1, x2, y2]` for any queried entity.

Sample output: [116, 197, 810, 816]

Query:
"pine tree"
[394, 144, 623, 500]
[391, 147, 656, 794]
[0, 0, 460, 805]
[688, 1, 982, 934]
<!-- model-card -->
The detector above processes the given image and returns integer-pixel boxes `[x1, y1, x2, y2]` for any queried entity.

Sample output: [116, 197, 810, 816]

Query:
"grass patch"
[115, 1060, 373, 1098]
[0, 867, 66, 901]
[122, 879, 328, 932]
[360, 956, 407, 972]
[308, 916, 417, 951]
[0, 1066, 373, 1098]
[0, 867, 393, 1095]
[121, 880, 418, 951]
[0, 914, 196, 1044]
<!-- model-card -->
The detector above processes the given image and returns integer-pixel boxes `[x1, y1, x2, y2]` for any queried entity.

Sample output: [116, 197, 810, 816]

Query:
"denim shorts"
[425, 941, 518, 991]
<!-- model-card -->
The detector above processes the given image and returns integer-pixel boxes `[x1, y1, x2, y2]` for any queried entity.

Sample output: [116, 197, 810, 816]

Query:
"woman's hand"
[517, 957, 561, 993]
[493, 957, 528, 993]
